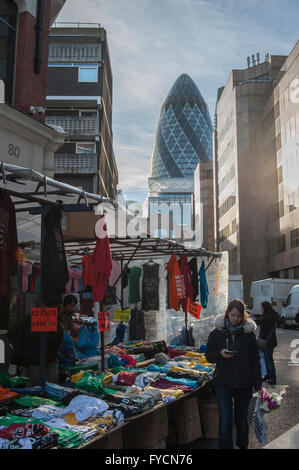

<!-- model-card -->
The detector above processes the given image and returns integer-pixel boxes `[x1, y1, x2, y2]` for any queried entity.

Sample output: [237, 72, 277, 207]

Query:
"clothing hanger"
[144, 259, 156, 265]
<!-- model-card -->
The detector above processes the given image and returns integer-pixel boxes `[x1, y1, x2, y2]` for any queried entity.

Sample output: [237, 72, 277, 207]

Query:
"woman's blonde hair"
[224, 299, 249, 324]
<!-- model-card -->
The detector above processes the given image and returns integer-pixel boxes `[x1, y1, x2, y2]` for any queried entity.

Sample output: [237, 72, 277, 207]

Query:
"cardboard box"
[171, 397, 203, 445]
[82, 428, 123, 449]
[199, 401, 219, 439]
[124, 407, 168, 449]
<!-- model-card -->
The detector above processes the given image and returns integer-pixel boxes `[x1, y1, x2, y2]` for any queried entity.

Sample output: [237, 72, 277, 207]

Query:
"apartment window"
[290, 228, 299, 249]
[79, 110, 98, 117]
[279, 200, 284, 218]
[277, 166, 283, 184]
[76, 143, 96, 154]
[0, 0, 17, 104]
[274, 100, 280, 119]
[276, 133, 281, 151]
[267, 234, 286, 257]
[78, 65, 98, 82]
[294, 266, 299, 279]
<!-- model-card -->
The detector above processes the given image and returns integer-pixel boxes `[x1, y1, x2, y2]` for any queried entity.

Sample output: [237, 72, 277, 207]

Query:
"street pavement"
[189, 326, 299, 449]
[248, 326, 299, 449]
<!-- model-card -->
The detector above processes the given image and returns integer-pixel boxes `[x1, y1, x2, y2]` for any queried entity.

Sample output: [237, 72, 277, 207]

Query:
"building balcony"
[48, 42, 102, 63]
[46, 116, 99, 136]
[54, 153, 98, 174]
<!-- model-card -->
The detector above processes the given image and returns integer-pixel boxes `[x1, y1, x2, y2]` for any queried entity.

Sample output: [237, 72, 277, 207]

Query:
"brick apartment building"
[45, 24, 118, 199]
[0, 0, 66, 175]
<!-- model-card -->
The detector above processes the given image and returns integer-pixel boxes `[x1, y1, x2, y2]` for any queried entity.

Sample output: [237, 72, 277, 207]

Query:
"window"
[291, 228, 299, 249]
[76, 143, 96, 154]
[294, 266, 299, 279]
[276, 133, 281, 151]
[79, 110, 98, 117]
[267, 234, 286, 257]
[285, 294, 292, 307]
[277, 166, 283, 184]
[78, 66, 98, 82]
[0, 0, 17, 103]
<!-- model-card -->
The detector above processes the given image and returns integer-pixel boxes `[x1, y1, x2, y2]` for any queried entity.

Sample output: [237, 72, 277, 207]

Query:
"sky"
[56, 0, 299, 203]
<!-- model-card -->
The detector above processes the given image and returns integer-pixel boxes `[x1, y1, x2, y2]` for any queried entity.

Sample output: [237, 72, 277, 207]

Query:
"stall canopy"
[0, 161, 222, 265]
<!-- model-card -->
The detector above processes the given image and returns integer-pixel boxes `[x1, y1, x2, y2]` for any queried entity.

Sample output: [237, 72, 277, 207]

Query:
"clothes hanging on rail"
[199, 260, 209, 308]
[165, 254, 185, 311]
[188, 257, 199, 301]
[82, 255, 93, 287]
[91, 215, 113, 302]
[141, 263, 160, 311]
[129, 307, 146, 341]
[178, 256, 194, 313]
[128, 266, 142, 304]
[0, 189, 18, 296]
[109, 260, 121, 288]
[41, 206, 69, 307]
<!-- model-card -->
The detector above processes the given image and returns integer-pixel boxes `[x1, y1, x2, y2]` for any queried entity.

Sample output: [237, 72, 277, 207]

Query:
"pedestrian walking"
[206, 299, 262, 449]
[255, 301, 278, 386]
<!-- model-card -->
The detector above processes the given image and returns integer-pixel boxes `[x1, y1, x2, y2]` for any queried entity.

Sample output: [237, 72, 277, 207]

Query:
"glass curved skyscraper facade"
[148, 74, 213, 240]
[150, 74, 213, 179]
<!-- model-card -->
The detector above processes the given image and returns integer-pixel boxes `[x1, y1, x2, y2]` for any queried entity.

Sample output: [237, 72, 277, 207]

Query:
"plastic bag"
[252, 398, 267, 446]
[58, 331, 76, 369]
[76, 325, 99, 358]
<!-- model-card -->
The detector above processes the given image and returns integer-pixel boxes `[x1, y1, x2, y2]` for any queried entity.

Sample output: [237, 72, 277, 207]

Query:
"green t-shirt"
[128, 266, 142, 304]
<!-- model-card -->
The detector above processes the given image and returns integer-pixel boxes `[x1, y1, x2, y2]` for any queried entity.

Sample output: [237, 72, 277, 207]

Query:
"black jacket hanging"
[129, 307, 146, 341]
[141, 263, 160, 311]
[41, 206, 68, 307]
[188, 257, 199, 301]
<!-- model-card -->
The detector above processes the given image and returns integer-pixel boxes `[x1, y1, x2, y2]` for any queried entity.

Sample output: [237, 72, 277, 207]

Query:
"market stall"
[0, 162, 226, 449]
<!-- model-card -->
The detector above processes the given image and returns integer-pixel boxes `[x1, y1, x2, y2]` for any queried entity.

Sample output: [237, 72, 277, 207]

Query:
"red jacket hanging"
[91, 215, 113, 302]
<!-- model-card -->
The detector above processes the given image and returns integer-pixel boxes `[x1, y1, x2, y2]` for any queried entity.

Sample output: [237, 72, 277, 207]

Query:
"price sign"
[98, 312, 110, 331]
[113, 308, 131, 323]
[187, 298, 202, 320]
[31, 308, 57, 332]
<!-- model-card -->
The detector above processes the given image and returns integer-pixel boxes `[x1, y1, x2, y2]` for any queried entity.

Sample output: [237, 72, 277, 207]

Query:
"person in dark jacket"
[255, 301, 278, 386]
[206, 299, 262, 449]
[59, 294, 78, 338]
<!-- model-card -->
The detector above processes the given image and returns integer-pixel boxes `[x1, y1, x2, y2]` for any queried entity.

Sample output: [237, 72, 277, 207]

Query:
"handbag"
[257, 323, 276, 350]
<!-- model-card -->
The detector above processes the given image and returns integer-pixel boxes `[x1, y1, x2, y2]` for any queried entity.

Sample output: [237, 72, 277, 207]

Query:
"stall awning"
[64, 236, 222, 263]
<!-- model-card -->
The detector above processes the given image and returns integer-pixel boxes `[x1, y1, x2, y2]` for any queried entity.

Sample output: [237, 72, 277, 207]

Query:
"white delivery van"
[228, 274, 244, 302]
[250, 278, 299, 317]
[280, 285, 299, 328]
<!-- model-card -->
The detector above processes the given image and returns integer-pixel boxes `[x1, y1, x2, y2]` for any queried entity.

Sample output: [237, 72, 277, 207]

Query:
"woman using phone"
[206, 299, 262, 449]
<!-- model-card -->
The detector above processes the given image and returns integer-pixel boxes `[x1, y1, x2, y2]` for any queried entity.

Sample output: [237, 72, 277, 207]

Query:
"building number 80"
[8, 144, 20, 158]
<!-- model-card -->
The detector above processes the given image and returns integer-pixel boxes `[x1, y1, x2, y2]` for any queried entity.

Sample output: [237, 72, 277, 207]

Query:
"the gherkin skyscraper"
[148, 74, 213, 239]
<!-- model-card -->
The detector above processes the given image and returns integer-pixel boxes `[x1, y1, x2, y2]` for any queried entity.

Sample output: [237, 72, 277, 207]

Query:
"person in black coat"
[255, 301, 278, 386]
[206, 299, 262, 449]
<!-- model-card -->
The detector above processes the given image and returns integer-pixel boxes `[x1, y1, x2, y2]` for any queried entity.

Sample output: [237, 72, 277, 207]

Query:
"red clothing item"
[167, 347, 188, 359]
[179, 256, 194, 312]
[82, 255, 94, 287]
[91, 216, 113, 302]
[0, 423, 49, 439]
[0, 190, 18, 295]
[115, 371, 138, 386]
[165, 254, 185, 311]
[120, 354, 137, 368]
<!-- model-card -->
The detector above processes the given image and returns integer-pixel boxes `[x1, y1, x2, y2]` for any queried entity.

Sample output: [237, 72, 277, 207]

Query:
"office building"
[148, 73, 213, 239]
